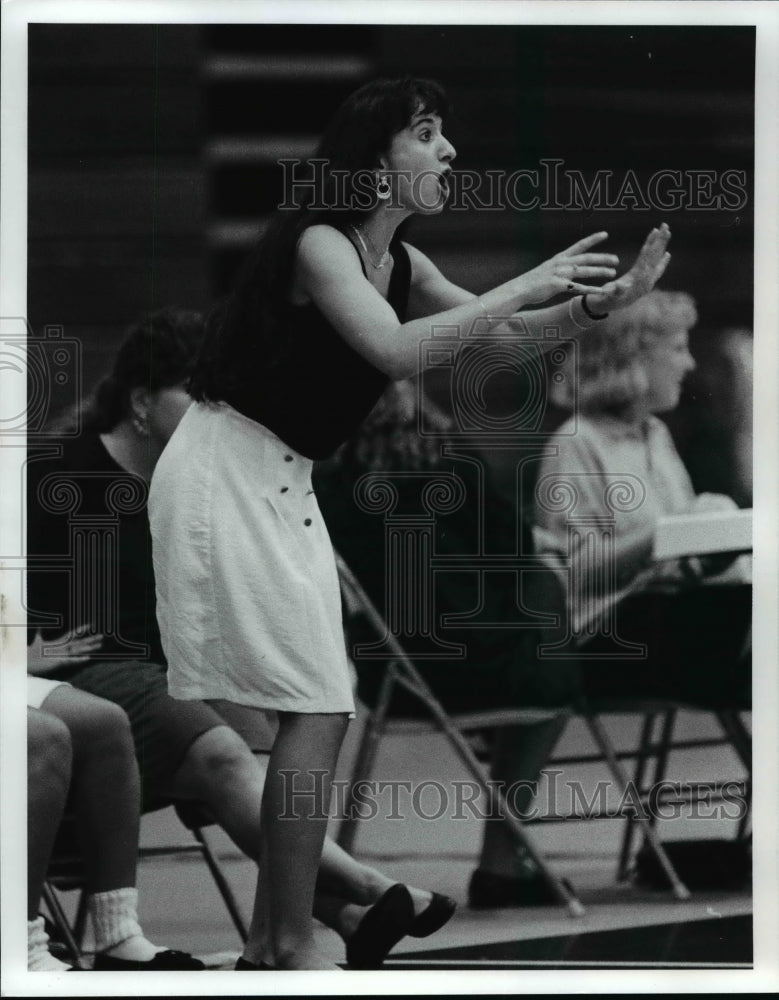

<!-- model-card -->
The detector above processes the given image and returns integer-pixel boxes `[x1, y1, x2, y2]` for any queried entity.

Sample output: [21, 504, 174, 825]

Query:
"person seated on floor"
[26, 679, 203, 971]
[532, 290, 751, 708]
[26, 306, 455, 968]
[313, 379, 578, 910]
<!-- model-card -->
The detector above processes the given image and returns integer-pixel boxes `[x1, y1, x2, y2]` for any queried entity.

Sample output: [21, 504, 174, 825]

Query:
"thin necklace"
[349, 224, 391, 270]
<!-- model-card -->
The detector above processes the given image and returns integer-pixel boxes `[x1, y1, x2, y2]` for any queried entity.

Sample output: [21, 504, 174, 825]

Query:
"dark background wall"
[28, 23, 754, 436]
[28, 24, 207, 406]
[376, 25, 754, 322]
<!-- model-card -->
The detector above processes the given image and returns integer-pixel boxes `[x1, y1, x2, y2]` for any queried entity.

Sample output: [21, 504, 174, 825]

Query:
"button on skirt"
[148, 402, 355, 714]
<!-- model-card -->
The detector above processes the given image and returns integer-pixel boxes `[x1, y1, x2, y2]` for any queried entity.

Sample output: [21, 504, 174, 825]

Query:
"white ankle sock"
[88, 887, 161, 959]
[28, 916, 71, 972]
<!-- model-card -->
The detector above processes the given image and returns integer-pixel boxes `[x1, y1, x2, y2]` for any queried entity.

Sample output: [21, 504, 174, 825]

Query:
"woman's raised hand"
[585, 223, 672, 314]
[513, 231, 620, 305]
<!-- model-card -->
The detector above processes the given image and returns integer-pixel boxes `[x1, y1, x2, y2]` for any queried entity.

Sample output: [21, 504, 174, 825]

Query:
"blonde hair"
[559, 290, 698, 413]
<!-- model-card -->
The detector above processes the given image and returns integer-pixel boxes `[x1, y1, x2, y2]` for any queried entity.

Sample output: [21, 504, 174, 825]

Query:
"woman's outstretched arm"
[295, 226, 626, 379]
[404, 225, 672, 349]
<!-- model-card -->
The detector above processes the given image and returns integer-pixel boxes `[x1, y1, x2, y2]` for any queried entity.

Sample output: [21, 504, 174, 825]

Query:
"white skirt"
[148, 402, 355, 714]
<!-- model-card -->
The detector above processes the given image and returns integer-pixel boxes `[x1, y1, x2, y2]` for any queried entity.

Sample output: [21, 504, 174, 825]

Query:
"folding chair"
[41, 801, 248, 967]
[334, 552, 586, 918]
[610, 704, 751, 881]
[532, 700, 752, 895]
[335, 547, 751, 906]
[528, 544, 751, 898]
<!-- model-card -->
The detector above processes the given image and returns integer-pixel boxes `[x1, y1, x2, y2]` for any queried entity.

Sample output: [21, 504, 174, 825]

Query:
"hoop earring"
[376, 175, 391, 201]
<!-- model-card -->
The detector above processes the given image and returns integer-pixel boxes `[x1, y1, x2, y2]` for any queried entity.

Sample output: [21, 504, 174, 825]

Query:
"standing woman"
[149, 76, 671, 970]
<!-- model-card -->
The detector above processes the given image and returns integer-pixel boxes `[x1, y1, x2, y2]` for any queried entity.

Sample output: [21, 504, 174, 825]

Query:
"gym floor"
[139, 709, 752, 971]
[47, 707, 757, 990]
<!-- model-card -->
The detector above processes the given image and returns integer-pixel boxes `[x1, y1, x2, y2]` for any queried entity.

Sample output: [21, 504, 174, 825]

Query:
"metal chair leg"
[736, 784, 752, 842]
[617, 711, 657, 882]
[652, 710, 677, 788]
[716, 711, 751, 771]
[646, 709, 676, 832]
[73, 889, 89, 947]
[336, 664, 398, 853]
[583, 712, 691, 901]
[189, 826, 249, 943]
[715, 710, 752, 841]
[41, 882, 86, 968]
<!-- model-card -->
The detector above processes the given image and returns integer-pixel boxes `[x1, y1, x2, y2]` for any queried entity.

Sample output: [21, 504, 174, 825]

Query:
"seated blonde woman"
[533, 290, 751, 708]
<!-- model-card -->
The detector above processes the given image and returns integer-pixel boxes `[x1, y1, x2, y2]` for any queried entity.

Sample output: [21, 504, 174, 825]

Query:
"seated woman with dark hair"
[533, 290, 751, 708]
[27, 306, 455, 968]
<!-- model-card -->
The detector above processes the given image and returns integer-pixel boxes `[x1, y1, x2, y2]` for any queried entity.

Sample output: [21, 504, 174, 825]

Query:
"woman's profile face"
[640, 327, 696, 413]
[382, 108, 456, 214]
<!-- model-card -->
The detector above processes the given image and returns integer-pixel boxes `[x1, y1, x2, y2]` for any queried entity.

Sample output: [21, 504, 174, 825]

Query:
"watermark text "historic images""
[279, 158, 748, 212]
[279, 770, 748, 823]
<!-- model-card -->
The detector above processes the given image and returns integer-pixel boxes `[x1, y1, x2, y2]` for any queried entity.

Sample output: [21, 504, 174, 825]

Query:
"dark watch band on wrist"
[581, 294, 610, 321]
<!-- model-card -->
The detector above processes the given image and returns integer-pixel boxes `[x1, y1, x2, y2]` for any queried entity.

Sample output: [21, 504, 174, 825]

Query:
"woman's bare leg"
[172, 724, 434, 943]
[243, 711, 349, 970]
[317, 842, 434, 919]
[40, 686, 140, 892]
[27, 709, 72, 920]
[37, 687, 191, 963]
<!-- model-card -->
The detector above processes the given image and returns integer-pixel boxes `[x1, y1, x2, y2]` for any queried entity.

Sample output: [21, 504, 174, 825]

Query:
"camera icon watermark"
[417, 321, 578, 441]
[0, 317, 82, 437]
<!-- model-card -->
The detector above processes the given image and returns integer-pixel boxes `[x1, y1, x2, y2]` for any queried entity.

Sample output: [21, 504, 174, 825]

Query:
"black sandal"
[92, 949, 204, 971]
[408, 891, 457, 937]
[345, 884, 415, 968]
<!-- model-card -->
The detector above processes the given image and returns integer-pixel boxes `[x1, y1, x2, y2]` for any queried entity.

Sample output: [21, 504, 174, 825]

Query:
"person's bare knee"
[40, 687, 135, 765]
[28, 709, 72, 800]
[173, 725, 267, 802]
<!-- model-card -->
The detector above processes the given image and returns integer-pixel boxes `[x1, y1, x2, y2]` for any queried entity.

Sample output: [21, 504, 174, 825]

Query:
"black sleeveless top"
[222, 236, 411, 461]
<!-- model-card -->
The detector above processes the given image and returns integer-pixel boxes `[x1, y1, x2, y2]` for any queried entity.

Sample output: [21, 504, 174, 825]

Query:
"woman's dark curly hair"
[188, 76, 450, 403]
[53, 307, 205, 434]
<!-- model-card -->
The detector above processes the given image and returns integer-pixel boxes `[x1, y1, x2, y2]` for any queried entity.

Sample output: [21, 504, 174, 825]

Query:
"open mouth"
[438, 171, 451, 197]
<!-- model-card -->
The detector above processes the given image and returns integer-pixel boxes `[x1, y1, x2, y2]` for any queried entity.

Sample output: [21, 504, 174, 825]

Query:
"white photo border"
[2, 1, 777, 996]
